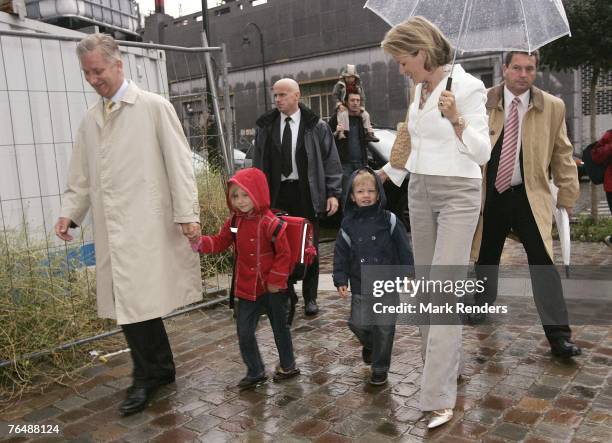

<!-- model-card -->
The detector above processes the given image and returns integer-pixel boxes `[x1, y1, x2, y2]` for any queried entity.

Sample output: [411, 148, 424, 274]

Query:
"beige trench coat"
[471, 83, 579, 261]
[61, 82, 202, 325]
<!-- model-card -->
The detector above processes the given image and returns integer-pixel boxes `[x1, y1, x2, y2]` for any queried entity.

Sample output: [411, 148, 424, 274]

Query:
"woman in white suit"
[378, 17, 491, 428]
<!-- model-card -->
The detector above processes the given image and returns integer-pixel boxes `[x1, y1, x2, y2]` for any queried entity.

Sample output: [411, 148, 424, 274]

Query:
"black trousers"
[275, 180, 320, 303]
[121, 317, 175, 388]
[475, 184, 571, 342]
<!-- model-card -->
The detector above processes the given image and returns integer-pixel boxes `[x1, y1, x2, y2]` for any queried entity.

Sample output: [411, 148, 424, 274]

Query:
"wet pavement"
[1, 239, 611, 442]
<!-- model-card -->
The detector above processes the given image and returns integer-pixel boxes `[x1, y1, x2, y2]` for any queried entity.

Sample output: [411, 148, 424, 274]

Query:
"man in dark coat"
[329, 92, 370, 203]
[254, 78, 343, 316]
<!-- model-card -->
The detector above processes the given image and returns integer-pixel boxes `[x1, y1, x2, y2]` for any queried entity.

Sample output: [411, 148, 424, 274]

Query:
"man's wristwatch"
[451, 116, 466, 130]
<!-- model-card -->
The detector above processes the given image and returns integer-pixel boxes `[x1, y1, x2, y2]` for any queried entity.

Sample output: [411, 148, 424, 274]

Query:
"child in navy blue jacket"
[333, 168, 414, 386]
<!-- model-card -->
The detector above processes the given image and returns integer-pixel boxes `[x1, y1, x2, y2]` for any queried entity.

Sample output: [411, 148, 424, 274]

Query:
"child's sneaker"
[362, 347, 372, 364]
[237, 374, 267, 390]
[604, 235, 611, 248]
[273, 365, 301, 382]
[369, 371, 388, 386]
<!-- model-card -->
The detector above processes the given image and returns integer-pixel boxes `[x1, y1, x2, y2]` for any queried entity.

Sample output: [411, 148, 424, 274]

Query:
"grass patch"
[553, 215, 612, 242]
[0, 169, 231, 406]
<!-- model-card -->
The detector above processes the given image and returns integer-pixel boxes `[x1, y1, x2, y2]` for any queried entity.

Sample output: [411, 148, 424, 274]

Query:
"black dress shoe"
[465, 311, 487, 325]
[119, 386, 156, 416]
[550, 339, 582, 359]
[304, 300, 319, 316]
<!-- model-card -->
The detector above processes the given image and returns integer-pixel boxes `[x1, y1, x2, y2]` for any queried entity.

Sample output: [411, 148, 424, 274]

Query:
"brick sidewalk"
[1, 240, 611, 442]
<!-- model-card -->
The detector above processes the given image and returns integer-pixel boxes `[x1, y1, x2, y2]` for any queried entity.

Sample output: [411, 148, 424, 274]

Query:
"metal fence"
[0, 27, 235, 369]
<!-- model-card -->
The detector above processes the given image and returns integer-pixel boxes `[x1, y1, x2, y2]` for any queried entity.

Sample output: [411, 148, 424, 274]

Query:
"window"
[470, 69, 494, 88]
[300, 80, 336, 121]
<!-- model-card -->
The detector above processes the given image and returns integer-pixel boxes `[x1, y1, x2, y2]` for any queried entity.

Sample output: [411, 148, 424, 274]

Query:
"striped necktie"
[495, 97, 521, 193]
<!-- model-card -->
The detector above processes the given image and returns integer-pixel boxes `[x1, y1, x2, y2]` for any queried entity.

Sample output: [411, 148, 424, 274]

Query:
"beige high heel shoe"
[427, 408, 453, 429]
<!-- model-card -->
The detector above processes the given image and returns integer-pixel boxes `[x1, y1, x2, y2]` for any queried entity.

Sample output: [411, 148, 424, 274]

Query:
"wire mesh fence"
[0, 29, 235, 378]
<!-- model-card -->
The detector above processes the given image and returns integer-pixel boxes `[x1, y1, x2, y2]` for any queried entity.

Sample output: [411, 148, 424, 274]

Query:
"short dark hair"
[504, 50, 540, 68]
[347, 92, 361, 100]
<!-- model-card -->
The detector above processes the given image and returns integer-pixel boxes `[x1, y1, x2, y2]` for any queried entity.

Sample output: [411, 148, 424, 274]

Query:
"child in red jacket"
[191, 168, 300, 389]
[592, 129, 612, 247]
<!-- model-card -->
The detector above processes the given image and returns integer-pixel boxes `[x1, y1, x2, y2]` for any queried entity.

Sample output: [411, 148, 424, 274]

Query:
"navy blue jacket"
[333, 168, 414, 295]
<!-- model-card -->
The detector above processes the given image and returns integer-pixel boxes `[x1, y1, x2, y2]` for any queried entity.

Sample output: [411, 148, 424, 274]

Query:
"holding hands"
[181, 222, 201, 244]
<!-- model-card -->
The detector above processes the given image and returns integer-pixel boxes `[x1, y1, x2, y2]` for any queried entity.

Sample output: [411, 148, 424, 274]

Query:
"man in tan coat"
[468, 51, 581, 359]
[54, 34, 202, 415]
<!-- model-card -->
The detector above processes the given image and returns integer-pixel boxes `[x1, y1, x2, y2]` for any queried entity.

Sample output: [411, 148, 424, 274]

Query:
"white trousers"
[407, 173, 481, 411]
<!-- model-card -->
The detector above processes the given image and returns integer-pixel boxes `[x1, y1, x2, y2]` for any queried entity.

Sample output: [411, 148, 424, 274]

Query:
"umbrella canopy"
[364, 0, 571, 53]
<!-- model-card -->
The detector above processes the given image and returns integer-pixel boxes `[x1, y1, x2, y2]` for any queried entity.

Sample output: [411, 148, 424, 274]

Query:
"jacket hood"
[227, 167, 270, 214]
[255, 102, 320, 130]
[343, 167, 387, 218]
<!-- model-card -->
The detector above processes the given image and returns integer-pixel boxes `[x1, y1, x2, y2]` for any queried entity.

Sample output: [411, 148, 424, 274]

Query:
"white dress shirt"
[503, 86, 530, 186]
[104, 79, 129, 112]
[383, 64, 491, 185]
[280, 108, 301, 180]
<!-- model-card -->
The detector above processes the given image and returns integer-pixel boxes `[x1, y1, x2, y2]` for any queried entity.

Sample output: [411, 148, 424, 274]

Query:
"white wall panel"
[0, 145, 18, 201]
[15, 144, 40, 199]
[49, 92, 73, 143]
[0, 91, 13, 146]
[2, 36, 27, 91]
[0, 41, 6, 91]
[34, 143, 61, 197]
[29, 92, 54, 144]
[22, 38, 47, 92]
[41, 40, 67, 92]
[9, 91, 34, 145]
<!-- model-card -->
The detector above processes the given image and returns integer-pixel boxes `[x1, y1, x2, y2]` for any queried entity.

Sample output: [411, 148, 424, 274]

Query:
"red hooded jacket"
[196, 168, 291, 300]
[592, 129, 612, 192]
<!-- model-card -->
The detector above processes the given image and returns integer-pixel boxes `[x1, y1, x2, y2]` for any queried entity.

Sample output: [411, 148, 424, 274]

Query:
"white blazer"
[383, 64, 491, 186]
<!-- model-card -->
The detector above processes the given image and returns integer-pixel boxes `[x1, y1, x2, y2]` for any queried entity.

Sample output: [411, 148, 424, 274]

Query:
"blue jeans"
[348, 292, 396, 373]
[236, 292, 296, 378]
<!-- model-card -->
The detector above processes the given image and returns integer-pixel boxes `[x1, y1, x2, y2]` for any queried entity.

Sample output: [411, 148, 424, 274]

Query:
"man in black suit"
[254, 78, 342, 316]
[468, 51, 581, 359]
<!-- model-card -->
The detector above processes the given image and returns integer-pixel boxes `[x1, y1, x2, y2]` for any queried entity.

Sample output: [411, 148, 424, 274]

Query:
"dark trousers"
[475, 185, 571, 342]
[121, 317, 175, 388]
[607, 191, 612, 214]
[275, 180, 320, 303]
[236, 292, 296, 378]
[349, 293, 396, 373]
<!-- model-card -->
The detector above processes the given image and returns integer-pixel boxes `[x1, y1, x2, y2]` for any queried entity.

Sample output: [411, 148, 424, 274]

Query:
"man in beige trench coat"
[468, 51, 581, 359]
[54, 34, 202, 416]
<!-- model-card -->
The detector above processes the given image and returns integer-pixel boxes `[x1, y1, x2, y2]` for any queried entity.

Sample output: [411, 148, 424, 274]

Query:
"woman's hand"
[438, 90, 459, 123]
[376, 168, 388, 183]
[337, 286, 349, 298]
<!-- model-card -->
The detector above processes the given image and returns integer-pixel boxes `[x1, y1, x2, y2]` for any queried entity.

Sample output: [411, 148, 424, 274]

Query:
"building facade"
[142, 0, 606, 151]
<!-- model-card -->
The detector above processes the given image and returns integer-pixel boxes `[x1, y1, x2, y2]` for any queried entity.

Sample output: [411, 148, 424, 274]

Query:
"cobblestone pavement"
[1, 241, 611, 442]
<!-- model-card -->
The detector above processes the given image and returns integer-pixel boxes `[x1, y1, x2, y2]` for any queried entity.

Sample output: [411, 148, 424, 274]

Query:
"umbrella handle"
[442, 77, 453, 118]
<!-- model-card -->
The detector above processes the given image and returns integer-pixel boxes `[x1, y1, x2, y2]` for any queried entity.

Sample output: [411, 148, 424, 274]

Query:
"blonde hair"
[76, 33, 121, 63]
[352, 170, 377, 190]
[381, 16, 451, 71]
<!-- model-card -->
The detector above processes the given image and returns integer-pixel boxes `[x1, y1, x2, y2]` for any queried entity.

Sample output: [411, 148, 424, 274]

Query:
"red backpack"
[269, 212, 317, 280]
[228, 211, 317, 309]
